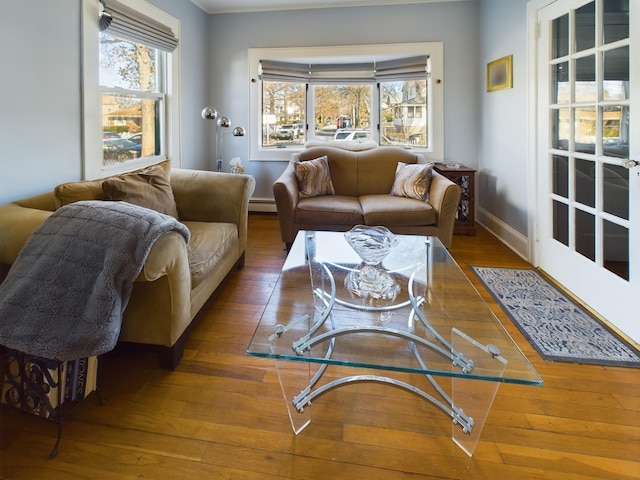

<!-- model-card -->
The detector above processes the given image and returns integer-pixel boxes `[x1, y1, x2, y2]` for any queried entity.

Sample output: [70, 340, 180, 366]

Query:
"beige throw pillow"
[102, 163, 179, 218]
[54, 160, 179, 218]
[294, 156, 335, 198]
[390, 162, 433, 201]
[55, 160, 173, 207]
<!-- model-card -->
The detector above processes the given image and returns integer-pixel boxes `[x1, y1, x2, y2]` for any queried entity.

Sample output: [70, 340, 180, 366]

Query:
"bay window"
[249, 43, 443, 162]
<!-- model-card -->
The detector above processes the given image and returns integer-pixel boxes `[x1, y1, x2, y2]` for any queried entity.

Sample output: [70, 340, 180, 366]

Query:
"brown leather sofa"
[0, 164, 255, 369]
[273, 146, 461, 250]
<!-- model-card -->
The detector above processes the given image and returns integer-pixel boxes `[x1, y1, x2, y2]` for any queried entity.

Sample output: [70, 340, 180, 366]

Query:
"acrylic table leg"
[273, 358, 312, 434]
[451, 328, 507, 456]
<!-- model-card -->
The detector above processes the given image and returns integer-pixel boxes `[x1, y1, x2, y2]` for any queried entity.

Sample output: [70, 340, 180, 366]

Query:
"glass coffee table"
[247, 229, 542, 456]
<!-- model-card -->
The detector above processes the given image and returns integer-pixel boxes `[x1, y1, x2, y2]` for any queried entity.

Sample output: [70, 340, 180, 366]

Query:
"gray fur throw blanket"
[0, 200, 190, 361]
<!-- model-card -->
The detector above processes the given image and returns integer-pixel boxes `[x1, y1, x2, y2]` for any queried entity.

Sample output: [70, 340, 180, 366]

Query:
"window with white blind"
[249, 43, 443, 162]
[82, 0, 181, 179]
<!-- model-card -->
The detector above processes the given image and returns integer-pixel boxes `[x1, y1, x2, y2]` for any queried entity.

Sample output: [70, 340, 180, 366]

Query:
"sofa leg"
[155, 250, 248, 370]
[157, 342, 184, 370]
[236, 252, 245, 269]
[285, 242, 292, 252]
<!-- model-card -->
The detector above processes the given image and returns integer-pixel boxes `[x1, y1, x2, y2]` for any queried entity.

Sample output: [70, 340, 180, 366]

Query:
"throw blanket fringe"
[0, 201, 190, 361]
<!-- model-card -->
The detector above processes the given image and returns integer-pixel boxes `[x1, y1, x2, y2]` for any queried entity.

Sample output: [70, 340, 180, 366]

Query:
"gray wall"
[0, 0, 82, 204]
[0, 0, 210, 205]
[207, 1, 481, 199]
[478, 0, 530, 237]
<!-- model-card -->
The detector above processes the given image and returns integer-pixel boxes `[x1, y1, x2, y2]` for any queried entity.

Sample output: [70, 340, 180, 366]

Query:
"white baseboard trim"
[249, 197, 277, 213]
[476, 207, 531, 262]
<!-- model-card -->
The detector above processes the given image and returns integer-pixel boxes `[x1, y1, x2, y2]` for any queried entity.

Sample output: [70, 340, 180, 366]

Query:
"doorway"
[534, 0, 639, 343]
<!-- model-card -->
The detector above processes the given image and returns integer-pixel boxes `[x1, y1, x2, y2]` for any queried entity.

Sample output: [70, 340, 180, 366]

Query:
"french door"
[536, 0, 640, 343]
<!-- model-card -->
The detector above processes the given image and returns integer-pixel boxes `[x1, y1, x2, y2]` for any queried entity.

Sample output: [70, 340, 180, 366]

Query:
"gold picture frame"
[486, 55, 513, 92]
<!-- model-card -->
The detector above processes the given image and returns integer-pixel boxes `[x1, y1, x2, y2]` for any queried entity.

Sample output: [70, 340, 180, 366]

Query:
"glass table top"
[247, 230, 542, 386]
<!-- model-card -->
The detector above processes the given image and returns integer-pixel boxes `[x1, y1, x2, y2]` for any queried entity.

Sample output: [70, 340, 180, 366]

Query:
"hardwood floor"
[1, 213, 638, 479]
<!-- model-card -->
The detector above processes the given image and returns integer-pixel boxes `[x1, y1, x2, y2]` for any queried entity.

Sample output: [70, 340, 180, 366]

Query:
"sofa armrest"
[273, 162, 300, 245]
[0, 204, 53, 265]
[170, 169, 255, 251]
[138, 230, 190, 283]
[427, 172, 461, 249]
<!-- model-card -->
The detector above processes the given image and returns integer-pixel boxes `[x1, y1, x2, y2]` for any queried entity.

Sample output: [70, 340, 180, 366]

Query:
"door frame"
[526, 0, 557, 268]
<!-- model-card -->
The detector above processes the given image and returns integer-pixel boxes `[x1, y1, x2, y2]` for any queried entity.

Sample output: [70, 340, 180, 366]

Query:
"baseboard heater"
[249, 198, 277, 213]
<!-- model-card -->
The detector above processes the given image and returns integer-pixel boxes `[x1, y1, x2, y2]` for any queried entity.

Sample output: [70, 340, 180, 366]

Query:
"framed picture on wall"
[486, 55, 513, 92]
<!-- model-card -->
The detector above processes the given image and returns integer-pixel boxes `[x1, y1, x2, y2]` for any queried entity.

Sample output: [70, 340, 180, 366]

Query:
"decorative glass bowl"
[344, 225, 399, 265]
[344, 265, 400, 302]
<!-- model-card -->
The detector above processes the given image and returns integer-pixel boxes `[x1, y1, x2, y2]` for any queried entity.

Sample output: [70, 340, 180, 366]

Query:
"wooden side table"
[434, 163, 476, 236]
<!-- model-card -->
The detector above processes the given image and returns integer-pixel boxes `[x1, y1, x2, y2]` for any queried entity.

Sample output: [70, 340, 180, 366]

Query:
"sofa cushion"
[102, 163, 179, 218]
[360, 194, 436, 227]
[182, 221, 238, 288]
[54, 160, 174, 211]
[294, 195, 363, 225]
[390, 162, 433, 201]
[295, 156, 335, 198]
[356, 155, 407, 196]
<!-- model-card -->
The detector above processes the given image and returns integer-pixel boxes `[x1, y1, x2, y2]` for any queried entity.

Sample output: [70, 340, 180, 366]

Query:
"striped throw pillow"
[390, 162, 433, 201]
[294, 156, 335, 198]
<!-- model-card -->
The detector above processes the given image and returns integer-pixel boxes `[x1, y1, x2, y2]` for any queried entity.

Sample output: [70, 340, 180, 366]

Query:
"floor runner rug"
[471, 266, 640, 367]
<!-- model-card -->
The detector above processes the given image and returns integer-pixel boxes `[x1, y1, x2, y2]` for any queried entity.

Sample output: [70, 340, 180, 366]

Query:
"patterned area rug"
[471, 266, 640, 368]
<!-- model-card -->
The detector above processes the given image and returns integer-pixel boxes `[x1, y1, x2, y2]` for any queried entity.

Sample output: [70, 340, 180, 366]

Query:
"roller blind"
[101, 0, 178, 52]
[260, 56, 427, 83]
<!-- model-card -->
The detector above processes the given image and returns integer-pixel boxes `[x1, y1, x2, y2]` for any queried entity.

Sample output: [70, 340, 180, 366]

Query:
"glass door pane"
[538, 0, 639, 346]
[549, 0, 630, 281]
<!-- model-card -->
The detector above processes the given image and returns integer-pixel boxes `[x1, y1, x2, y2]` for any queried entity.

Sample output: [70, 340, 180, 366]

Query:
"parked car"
[333, 129, 370, 141]
[275, 124, 298, 140]
[126, 132, 142, 144]
[103, 138, 141, 161]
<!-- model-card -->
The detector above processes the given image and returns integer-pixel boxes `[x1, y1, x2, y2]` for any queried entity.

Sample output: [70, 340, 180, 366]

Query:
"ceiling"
[190, 0, 463, 15]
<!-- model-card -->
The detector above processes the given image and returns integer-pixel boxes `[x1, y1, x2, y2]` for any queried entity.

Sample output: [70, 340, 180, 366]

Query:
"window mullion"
[100, 87, 164, 101]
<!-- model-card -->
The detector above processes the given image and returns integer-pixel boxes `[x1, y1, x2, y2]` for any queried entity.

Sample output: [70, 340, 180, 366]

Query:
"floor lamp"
[201, 107, 245, 172]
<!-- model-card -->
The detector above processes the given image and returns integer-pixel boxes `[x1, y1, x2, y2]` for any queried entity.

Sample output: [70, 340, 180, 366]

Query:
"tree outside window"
[261, 80, 426, 147]
[100, 33, 164, 166]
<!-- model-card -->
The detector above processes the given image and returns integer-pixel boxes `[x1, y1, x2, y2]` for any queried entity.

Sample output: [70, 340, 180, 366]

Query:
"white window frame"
[81, 0, 181, 180]
[248, 42, 443, 162]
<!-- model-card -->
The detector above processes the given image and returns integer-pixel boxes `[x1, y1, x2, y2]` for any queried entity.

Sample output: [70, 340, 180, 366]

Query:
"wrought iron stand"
[0, 349, 105, 458]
